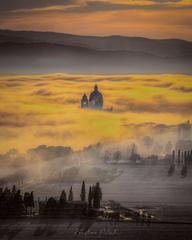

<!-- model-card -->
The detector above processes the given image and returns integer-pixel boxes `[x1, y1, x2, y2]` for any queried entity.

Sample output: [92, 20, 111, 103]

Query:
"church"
[81, 85, 103, 109]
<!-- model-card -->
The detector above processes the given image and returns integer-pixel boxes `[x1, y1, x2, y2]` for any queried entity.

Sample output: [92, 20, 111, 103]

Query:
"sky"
[0, 1, 192, 154]
[0, 73, 191, 153]
[0, 0, 192, 40]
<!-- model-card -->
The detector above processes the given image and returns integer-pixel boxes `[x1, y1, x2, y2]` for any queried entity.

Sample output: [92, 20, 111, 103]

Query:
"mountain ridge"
[0, 29, 192, 74]
[1, 29, 191, 43]
[1, 29, 192, 58]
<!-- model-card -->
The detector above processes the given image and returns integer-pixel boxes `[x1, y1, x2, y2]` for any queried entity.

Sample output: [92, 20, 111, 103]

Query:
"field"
[1, 219, 192, 240]
[1, 164, 192, 239]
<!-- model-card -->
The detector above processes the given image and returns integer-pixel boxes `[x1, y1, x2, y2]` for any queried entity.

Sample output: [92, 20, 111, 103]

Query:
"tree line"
[0, 181, 102, 217]
[0, 185, 34, 217]
[47, 181, 102, 209]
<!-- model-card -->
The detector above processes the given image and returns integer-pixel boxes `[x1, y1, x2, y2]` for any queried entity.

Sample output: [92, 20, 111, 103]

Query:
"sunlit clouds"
[0, 73, 191, 153]
[0, 0, 192, 40]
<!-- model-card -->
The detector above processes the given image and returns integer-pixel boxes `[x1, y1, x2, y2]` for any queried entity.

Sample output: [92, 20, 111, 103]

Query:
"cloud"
[0, 129, 18, 139]
[0, 112, 15, 119]
[115, 95, 192, 114]
[0, 2, 191, 41]
[34, 83, 49, 87]
[150, 0, 180, 2]
[0, 112, 26, 128]
[1, 0, 191, 16]
[144, 82, 173, 88]
[0, 0, 75, 13]
[31, 1, 192, 14]
[0, 119, 26, 128]
[57, 77, 85, 82]
[140, 79, 160, 82]
[0, 111, 28, 128]
[0, 73, 191, 154]
[0, 81, 24, 88]
[99, 77, 132, 82]
[122, 121, 177, 132]
[0, 111, 48, 128]
[46, 96, 79, 105]
[44, 76, 133, 83]
[65, 99, 80, 104]
[33, 89, 54, 96]
[172, 86, 192, 93]
[35, 130, 61, 138]
[35, 130, 75, 140]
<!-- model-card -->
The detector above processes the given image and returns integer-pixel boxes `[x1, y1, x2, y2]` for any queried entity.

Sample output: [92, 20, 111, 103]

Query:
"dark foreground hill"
[0, 30, 192, 74]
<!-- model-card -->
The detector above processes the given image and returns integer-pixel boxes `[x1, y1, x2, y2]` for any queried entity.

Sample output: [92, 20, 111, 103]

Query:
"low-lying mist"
[0, 122, 191, 189]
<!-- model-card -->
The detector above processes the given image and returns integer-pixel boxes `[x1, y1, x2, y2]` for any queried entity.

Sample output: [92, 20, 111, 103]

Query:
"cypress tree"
[12, 185, 16, 194]
[178, 150, 181, 166]
[80, 180, 86, 202]
[88, 186, 92, 208]
[172, 150, 175, 164]
[93, 182, 102, 209]
[184, 151, 187, 165]
[60, 190, 67, 204]
[30, 191, 35, 208]
[68, 186, 74, 201]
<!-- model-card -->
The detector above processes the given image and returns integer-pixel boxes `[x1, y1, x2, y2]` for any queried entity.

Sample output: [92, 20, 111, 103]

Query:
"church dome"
[89, 85, 103, 109]
[81, 94, 88, 108]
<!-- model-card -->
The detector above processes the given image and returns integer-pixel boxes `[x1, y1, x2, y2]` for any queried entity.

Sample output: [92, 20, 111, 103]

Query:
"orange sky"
[0, 0, 192, 40]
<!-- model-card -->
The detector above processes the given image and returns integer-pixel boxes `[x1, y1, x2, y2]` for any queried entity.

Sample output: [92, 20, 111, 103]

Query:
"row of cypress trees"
[88, 182, 102, 209]
[59, 181, 102, 209]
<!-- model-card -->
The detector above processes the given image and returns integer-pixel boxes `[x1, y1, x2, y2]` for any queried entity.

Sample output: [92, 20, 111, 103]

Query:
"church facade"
[81, 85, 103, 109]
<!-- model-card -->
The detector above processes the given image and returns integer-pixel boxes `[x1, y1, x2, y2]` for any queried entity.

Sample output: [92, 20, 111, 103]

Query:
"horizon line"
[1, 28, 191, 43]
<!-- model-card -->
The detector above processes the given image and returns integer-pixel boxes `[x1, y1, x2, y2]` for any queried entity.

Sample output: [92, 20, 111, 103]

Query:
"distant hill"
[0, 29, 192, 74]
